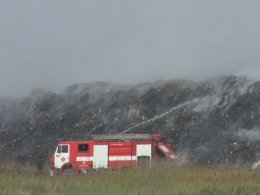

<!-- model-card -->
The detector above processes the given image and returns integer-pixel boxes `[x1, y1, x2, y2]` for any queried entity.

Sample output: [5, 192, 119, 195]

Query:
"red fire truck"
[50, 134, 177, 175]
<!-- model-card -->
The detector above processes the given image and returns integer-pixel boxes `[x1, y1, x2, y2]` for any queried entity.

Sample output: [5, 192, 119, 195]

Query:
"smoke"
[193, 96, 220, 112]
[234, 128, 260, 142]
[236, 67, 260, 81]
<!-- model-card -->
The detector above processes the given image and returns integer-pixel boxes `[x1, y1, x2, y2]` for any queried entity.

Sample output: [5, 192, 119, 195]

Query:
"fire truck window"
[78, 144, 89, 153]
[61, 145, 68, 153]
[57, 145, 61, 153]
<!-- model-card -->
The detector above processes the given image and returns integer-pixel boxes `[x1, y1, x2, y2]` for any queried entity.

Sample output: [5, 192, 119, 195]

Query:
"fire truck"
[50, 134, 177, 175]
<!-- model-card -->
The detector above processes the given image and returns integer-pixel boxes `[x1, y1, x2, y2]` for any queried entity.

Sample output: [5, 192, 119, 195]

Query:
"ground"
[0, 163, 259, 195]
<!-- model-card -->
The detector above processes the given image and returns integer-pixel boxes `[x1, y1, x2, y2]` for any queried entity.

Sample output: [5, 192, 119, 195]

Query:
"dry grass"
[0, 162, 260, 195]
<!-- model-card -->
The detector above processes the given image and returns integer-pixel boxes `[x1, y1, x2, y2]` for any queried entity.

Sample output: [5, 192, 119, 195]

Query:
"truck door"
[55, 144, 70, 169]
[136, 144, 152, 168]
[93, 145, 108, 169]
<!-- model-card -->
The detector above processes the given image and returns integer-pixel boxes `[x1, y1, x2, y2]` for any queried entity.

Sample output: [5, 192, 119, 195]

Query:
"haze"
[0, 0, 259, 97]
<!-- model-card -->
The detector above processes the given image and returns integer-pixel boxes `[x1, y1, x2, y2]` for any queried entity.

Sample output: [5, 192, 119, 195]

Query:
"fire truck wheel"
[80, 169, 87, 174]
[63, 168, 77, 176]
[49, 170, 55, 177]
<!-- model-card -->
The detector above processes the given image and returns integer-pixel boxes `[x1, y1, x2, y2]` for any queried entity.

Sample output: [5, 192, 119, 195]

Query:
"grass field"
[0, 163, 259, 195]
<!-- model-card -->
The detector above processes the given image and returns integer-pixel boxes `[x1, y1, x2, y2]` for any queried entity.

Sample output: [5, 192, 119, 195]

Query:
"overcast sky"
[0, 0, 259, 96]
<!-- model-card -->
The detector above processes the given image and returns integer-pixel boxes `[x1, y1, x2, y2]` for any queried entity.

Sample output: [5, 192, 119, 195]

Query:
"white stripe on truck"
[76, 156, 137, 161]
[76, 157, 93, 161]
[109, 156, 137, 161]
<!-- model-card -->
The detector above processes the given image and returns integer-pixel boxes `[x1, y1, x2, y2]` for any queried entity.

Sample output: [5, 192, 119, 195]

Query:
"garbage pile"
[0, 76, 259, 169]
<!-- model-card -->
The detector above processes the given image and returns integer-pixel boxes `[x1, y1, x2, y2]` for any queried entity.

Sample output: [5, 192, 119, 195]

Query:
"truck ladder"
[157, 142, 177, 160]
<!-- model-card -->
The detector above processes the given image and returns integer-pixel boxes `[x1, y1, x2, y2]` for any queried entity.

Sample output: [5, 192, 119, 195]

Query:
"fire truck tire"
[80, 169, 87, 174]
[49, 170, 55, 177]
[63, 168, 77, 175]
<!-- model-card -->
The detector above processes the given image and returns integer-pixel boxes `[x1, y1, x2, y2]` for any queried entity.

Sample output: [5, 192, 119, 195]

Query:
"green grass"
[0, 163, 260, 195]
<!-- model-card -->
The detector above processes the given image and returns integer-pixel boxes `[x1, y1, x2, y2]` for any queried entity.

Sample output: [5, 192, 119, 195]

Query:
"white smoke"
[193, 95, 220, 112]
[235, 128, 260, 142]
[236, 67, 260, 82]
[193, 77, 254, 113]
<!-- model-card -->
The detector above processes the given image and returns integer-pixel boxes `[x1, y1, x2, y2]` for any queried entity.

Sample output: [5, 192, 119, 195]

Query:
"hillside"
[0, 76, 260, 169]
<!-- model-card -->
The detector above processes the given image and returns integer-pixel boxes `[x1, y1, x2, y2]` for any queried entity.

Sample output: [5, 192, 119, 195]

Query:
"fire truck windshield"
[57, 145, 61, 153]
[61, 145, 68, 153]
[56, 145, 68, 154]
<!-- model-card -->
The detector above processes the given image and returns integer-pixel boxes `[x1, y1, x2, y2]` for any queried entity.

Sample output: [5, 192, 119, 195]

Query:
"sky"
[0, 0, 259, 97]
